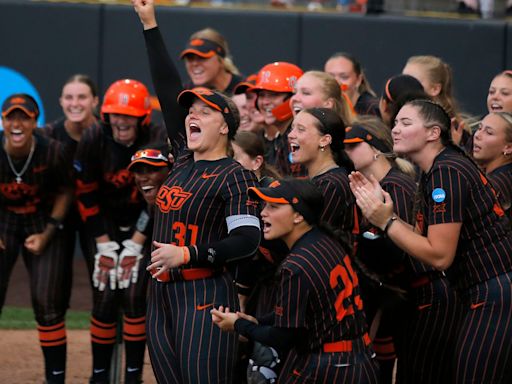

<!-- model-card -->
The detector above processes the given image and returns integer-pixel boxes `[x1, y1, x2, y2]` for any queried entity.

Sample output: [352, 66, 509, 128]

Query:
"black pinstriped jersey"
[312, 167, 354, 237]
[274, 228, 367, 354]
[488, 162, 512, 224]
[418, 147, 512, 289]
[0, 131, 72, 227]
[153, 152, 259, 271]
[74, 122, 166, 237]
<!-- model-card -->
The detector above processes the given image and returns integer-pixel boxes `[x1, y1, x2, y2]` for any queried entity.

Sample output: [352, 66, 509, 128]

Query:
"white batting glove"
[93, 241, 120, 291]
[117, 239, 144, 289]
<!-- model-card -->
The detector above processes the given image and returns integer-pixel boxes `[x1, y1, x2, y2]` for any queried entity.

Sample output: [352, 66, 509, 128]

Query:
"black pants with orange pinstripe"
[83, 221, 150, 383]
[0, 212, 73, 383]
[395, 277, 462, 384]
[146, 273, 239, 384]
[454, 271, 512, 383]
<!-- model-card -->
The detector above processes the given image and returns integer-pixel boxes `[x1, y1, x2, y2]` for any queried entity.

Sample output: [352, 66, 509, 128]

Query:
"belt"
[152, 267, 217, 282]
[410, 271, 445, 289]
[323, 333, 371, 353]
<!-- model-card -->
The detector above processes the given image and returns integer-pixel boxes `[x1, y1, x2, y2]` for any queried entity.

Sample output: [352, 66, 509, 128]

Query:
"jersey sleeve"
[143, 27, 186, 157]
[274, 264, 308, 329]
[74, 126, 106, 237]
[426, 164, 466, 225]
[221, 168, 260, 219]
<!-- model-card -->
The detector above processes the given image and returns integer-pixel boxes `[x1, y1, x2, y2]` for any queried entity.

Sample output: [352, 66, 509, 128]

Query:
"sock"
[123, 315, 146, 383]
[90, 316, 116, 381]
[38, 321, 67, 384]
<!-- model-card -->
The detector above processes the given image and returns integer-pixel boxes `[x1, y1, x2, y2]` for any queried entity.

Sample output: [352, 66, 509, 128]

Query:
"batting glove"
[93, 241, 120, 291]
[117, 239, 144, 289]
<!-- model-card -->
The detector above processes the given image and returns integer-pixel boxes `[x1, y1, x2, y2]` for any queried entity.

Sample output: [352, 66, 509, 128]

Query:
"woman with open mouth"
[0, 94, 73, 384]
[211, 178, 379, 383]
[133, 1, 261, 382]
[473, 112, 512, 222]
[351, 99, 512, 383]
[287, 107, 356, 252]
[487, 70, 512, 114]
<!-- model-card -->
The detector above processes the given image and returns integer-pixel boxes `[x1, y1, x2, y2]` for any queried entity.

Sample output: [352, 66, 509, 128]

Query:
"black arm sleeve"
[143, 27, 186, 155]
[187, 225, 260, 267]
[234, 319, 304, 352]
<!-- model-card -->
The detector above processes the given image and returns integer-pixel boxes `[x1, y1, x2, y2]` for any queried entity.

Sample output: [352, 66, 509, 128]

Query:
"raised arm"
[133, 0, 186, 149]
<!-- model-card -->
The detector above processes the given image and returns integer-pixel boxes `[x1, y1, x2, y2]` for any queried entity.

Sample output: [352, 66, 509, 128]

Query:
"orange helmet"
[101, 79, 152, 126]
[252, 62, 303, 93]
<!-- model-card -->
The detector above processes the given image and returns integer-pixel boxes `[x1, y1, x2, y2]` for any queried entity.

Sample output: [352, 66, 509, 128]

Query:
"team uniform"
[40, 118, 100, 275]
[144, 26, 261, 383]
[416, 146, 512, 383]
[75, 117, 166, 383]
[488, 162, 512, 223]
[354, 92, 380, 117]
[235, 228, 379, 383]
[312, 167, 355, 248]
[0, 131, 73, 383]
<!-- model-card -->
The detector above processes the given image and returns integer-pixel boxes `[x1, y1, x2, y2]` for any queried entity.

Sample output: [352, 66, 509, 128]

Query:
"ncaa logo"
[432, 188, 446, 203]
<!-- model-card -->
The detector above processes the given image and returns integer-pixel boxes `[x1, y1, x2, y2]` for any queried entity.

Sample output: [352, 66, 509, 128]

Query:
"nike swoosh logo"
[470, 302, 485, 310]
[417, 304, 432, 311]
[93, 368, 106, 374]
[201, 173, 219, 179]
[196, 303, 214, 311]
[52, 370, 65, 375]
[127, 367, 139, 373]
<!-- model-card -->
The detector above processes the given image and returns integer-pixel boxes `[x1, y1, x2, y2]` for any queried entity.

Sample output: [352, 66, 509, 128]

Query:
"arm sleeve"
[188, 225, 260, 266]
[143, 27, 186, 156]
[234, 318, 304, 352]
[427, 165, 466, 225]
[74, 126, 106, 237]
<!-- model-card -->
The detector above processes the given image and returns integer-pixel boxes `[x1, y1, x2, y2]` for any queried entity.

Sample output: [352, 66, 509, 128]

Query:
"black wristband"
[383, 216, 398, 234]
[47, 217, 64, 230]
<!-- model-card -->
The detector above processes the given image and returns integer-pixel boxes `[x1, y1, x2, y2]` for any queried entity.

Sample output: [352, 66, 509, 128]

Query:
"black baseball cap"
[180, 38, 226, 59]
[177, 87, 238, 138]
[233, 74, 258, 95]
[383, 74, 424, 103]
[248, 179, 318, 225]
[127, 148, 170, 171]
[344, 125, 390, 153]
[2, 94, 39, 119]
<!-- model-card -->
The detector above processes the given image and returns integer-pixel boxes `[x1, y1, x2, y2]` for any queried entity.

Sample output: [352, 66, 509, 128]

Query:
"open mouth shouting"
[188, 122, 202, 141]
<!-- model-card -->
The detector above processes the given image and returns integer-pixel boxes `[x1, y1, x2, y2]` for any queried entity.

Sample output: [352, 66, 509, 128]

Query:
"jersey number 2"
[329, 255, 362, 321]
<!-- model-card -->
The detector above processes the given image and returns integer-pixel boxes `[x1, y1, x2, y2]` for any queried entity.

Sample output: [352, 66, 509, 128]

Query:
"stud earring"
[320, 146, 325, 152]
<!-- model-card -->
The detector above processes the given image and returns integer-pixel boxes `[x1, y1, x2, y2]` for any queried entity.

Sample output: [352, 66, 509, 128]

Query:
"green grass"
[0, 307, 89, 330]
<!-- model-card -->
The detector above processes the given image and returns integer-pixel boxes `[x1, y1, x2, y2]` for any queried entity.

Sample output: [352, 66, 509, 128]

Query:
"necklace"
[5, 137, 36, 184]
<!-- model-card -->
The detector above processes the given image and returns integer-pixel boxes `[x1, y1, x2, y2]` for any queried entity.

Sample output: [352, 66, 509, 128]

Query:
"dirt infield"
[1, 256, 156, 383]
[0, 330, 156, 384]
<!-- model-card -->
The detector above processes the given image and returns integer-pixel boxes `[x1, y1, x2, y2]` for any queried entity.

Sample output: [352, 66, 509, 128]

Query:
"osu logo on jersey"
[156, 186, 192, 213]
[105, 169, 133, 188]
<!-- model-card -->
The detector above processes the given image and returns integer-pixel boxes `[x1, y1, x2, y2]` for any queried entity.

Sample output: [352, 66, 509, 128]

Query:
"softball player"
[133, 1, 261, 382]
[487, 70, 512, 114]
[0, 94, 73, 384]
[180, 28, 243, 95]
[75, 78, 166, 384]
[352, 99, 512, 383]
[344, 116, 461, 384]
[324, 52, 380, 117]
[212, 178, 379, 383]
[473, 112, 512, 222]
[288, 107, 355, 249]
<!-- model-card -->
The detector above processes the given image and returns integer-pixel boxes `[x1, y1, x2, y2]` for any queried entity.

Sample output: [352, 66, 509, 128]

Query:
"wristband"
[47, 217, 64, 230]
[383, 216, 398, 234]
[182, 247, 190, 265]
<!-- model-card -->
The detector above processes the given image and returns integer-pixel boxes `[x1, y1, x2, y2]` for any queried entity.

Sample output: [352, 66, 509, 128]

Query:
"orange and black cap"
[128, 148, 170, 171]
[180, 38, 226, 59]
[248, 179, 318, 225]
[177, 87, 238, 138]
[233, 74, 258, 95]
[344, 125, 390, 153]
[2, 93, 39, 119]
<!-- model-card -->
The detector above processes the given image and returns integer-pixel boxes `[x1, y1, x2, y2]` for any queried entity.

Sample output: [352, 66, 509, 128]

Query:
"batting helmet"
[101, 79, 152, 126]
[252, 62, 303, 93]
